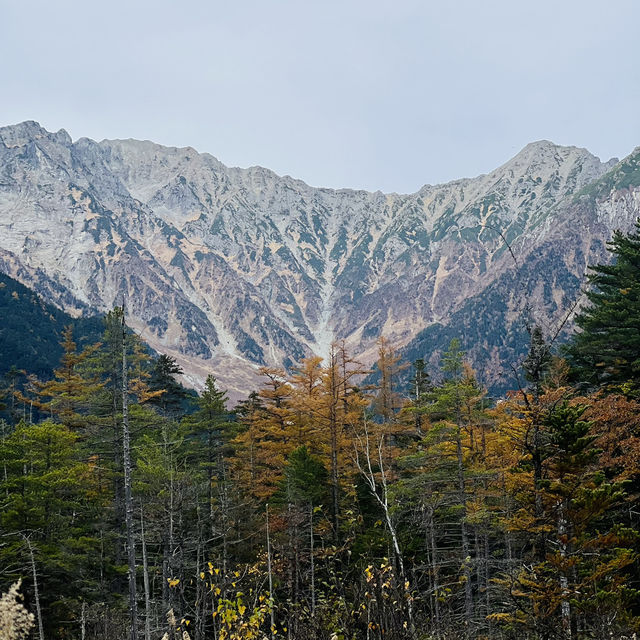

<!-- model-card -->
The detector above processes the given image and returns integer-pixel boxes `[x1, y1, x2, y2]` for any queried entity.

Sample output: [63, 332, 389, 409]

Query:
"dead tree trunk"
[355, 421, 414, 633]
[141, 509, 151, 640]
[122, 307, 138, 640]
[266, 504, 276, 640]
[23, 535, 44, 640]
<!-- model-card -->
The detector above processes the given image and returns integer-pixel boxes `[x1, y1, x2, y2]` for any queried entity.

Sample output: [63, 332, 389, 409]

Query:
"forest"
[2, 222, 640, 640]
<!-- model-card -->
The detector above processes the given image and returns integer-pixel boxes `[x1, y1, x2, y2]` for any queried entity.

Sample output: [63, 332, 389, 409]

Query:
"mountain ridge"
[0, 121, 638, 398]
[2, 121, 620, 194]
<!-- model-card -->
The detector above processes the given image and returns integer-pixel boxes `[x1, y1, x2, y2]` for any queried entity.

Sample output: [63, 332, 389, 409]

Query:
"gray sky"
[2, 0, 639, 193]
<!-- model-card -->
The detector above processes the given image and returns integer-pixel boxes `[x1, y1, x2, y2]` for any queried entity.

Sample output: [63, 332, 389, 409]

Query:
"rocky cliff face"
[0, 121, 638, 396]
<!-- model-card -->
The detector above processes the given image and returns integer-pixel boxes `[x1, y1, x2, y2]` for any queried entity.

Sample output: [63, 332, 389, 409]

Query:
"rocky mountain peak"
[0, 120, 71, 148]
[494, 140, 608, 186]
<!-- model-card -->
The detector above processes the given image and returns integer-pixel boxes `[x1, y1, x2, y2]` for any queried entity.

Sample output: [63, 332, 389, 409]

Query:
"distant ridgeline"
[0, 272, 104, 380]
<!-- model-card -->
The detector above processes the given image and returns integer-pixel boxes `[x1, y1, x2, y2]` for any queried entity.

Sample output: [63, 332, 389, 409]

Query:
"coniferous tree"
[233, 367, 300, 500]
[183, 374, 233, 573]
[568, 218, 640, 392]
[0, 366, 24, 424]
[148, 354, 194, 417]
[523, 325, 552, 400]
[30, 326, 102, 430]
[276, 446, 329, 509]
[407, 358, 434, 435]
[409, 357, 433, 401]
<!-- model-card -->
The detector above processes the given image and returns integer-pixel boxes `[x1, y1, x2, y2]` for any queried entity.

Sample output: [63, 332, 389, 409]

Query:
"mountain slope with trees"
[0, 271, 103, 380]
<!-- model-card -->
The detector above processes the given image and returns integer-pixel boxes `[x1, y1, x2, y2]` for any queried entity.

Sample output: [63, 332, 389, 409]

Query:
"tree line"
[2, 221, 640, 640]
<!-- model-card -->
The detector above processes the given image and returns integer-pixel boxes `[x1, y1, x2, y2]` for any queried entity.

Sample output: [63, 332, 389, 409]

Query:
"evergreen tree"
[0, 366, 24, 424]
[407, 357, 434, 434]
[568, 218, 640, 392]
[522, 325, 552, 400]
[408, 357, 433, 401]
[183, 374, 231, 537]
[275, 446, 329, 508]
[148, 354, 194, 416]
[423, 339, 486, 634]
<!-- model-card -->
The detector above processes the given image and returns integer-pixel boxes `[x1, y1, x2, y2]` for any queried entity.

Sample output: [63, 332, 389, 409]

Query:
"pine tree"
[275, 445, 329, 509]
[406, 357, 433, 434]
[434, 339, 478, 633]
[409, 357, 433, 401]
[0, 366, 24, 424]
[183, 374, 231, 546]
[148, 354, 193, 416]
[568, 218, 640, 392]
[522, 325, 552, 400]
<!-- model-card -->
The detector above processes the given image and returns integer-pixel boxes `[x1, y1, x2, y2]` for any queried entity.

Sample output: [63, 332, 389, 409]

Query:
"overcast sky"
[1, 0, 639, 192]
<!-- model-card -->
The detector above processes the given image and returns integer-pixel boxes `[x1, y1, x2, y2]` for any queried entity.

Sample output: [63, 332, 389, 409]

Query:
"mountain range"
[1, 121, 639, 397]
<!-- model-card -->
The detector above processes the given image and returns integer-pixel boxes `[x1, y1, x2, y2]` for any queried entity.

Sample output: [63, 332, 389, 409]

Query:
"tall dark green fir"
[568, 218, 640, 392]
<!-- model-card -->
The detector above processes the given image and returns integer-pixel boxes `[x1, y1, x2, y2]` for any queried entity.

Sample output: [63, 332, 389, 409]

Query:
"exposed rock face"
[0, 121, 638, 396]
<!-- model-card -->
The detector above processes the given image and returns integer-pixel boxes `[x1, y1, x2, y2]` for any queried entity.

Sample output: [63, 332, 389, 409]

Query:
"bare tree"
[353, 418, 414, 633]
[21, 535, 43, 640]
[122, 306, 138, 640]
